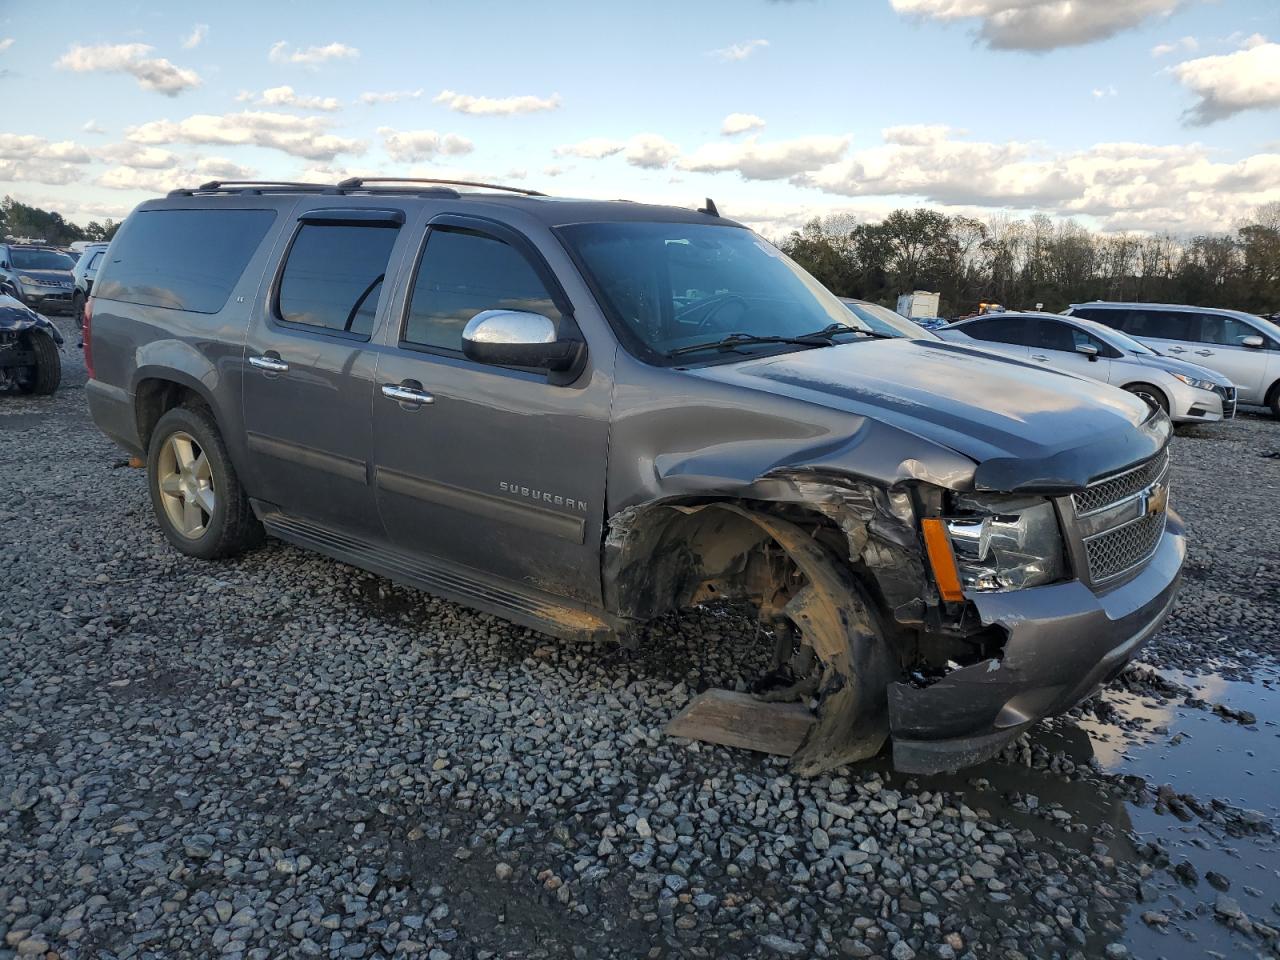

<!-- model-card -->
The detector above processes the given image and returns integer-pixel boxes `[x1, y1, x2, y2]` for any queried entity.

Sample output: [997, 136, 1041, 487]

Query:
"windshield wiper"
[794, 322, 895, 341]
[665, 332, 831, 358]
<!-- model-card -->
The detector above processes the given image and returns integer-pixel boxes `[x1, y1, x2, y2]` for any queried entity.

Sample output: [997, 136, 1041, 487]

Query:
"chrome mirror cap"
[461, 309, 582, 373]
[462, 309, 557, 346]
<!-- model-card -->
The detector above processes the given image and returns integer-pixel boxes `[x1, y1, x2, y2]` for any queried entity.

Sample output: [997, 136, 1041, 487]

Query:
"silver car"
[938, 311, 1235, 423]
[840, 297, 941, 340]
[1065, 301, 1280, 418]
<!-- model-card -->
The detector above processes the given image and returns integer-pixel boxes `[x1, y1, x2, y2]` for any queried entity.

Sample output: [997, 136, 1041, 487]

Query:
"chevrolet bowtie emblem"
[1145, 483, 1169, 516]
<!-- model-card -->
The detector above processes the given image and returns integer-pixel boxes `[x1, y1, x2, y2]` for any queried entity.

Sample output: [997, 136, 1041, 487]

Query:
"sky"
[1, 0, 1278, 237]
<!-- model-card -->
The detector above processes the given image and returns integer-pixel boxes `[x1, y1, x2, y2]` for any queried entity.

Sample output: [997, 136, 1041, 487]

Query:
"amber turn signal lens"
[921, 518, 965, 603]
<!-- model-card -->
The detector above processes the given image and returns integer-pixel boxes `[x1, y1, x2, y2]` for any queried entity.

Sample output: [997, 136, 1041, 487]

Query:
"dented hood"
[686, 339, 1169, 492]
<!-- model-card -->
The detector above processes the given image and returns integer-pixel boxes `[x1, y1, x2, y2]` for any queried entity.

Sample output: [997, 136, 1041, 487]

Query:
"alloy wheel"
[156, 431, 215, 538]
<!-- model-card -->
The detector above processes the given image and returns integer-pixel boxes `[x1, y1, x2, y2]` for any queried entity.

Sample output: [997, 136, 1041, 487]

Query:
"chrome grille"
[1072, 448, 1169, 516]
[1084, 511, 1166, 582]
[1215, 384, 1237, 419]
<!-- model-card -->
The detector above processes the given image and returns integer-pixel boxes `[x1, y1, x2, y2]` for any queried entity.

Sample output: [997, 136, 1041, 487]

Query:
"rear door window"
[1125, 309, 1195, 341]
[962, 317, 1028, 345]
[1196, 313, 1259, 347]
[402, 227, 561, 353]
[276, 223, 399, 337]
[95, 208, 276, 313]
[1029, 319, 1076, 352]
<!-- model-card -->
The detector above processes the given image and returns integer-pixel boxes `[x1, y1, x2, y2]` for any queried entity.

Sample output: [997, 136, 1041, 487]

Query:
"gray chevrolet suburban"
[85, 178, 1185, 774]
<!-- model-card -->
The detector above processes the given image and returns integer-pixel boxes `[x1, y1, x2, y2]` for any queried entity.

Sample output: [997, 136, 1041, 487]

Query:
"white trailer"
[896, 291, 941, 319]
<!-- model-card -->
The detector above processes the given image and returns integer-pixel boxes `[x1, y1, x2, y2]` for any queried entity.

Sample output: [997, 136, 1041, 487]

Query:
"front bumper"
[19, 288, 73, 314]
[888, 509, 1185, 774]
[1169, 384, 1224, 424]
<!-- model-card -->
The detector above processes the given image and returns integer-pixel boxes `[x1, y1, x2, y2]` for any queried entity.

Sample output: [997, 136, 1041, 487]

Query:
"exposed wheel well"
[134, 379, 213, 451]
[1266, 378, 1280, 407]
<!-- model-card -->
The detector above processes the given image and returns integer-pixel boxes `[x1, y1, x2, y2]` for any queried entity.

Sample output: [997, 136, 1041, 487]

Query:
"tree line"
[776, 203, 1280, 318]
[1, 196, 120, 246]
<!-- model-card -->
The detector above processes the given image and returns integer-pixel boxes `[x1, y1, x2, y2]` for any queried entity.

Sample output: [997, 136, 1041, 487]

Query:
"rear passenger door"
[369, 215, 610, 605]
[241, 206, 407, 536]
[952, 316, 1031, 360]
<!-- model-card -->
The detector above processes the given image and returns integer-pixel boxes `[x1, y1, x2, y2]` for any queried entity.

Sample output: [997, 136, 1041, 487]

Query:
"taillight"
[82, 296, 94, 379]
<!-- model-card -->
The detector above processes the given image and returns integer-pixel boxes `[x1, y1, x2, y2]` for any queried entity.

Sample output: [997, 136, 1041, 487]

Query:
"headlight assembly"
[17, 275, 41, 287]
[936, 493, 1066, 592]
[1171, 372, 1217, 392]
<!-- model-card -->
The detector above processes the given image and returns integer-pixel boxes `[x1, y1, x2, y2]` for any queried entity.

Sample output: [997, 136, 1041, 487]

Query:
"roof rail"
[168, 180, 341, 197]
[336, 176, 546, 197]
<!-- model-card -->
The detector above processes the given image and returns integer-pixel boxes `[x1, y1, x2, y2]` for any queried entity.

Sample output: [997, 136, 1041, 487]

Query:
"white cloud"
[0, 160, 83, 186]
[1092, 85, 1118, 98]
[98, 155, 259, 193]
[1173, 39, 1280, 124]
[1151, 35, 1198, 57]
[182, 24, 208, 49]
[99, 142, 180, 168]
[359, 89, 423, 105]
[555, 137, 625, 160]
[625, 134, 681, 169]
[0, 38, 14, 53]
[433, 89, 561, 116]
[890, 0, 1189, 51]
[127, 110, 366, 161]
[791, 129, 1280, 233]
[721, 113, 766, 135]
[82, 119, 106, 134]
[0, 133, 93, 164]
[680, 134, 850, 179]
[55, 43, 201, 96]
[883, 124, 962, 146]
[378, 127, 474, 162]
[709, 39, 769, 62]
[240, 85, 341, 111]
[268, 41, 359, 66]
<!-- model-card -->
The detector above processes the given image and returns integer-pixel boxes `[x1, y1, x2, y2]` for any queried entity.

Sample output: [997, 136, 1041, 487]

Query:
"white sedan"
[937, 311, 1236, 423]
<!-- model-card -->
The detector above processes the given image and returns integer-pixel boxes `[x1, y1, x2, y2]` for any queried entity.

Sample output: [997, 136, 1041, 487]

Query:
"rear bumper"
[888, 509, 1185, 774]
[86, 379, 144, 456]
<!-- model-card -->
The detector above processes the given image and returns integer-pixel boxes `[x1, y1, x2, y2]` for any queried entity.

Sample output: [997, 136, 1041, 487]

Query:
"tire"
[1267, 382, 1280, 420]
[72, 291, 85, 330]
[1124, 382, 1169, 415]
[146, 404, 263, 560]
[16, 332, 61, 395]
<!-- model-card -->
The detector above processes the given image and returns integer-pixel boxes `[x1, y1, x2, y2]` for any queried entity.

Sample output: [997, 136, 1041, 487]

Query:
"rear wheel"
[1124, 382, 1169, 415]
[15, 332, 60, 395]
[146, 405, 263, 560]
[1267, 382, 1280, 419]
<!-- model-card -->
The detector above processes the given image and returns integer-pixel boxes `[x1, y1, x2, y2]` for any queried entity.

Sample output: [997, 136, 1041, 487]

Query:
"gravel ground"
[1, 321, 1278, 960]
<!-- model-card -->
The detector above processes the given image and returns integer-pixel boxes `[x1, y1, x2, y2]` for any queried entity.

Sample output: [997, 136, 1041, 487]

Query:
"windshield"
[843, 300, 939, 340]
[558, 222, 873, 363]
[10, 248, 74, 271]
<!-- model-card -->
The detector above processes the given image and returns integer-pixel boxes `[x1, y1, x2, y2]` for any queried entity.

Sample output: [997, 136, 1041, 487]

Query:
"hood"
[14, 268, 72, 285]
[1129, 352, 1232, 386]
[687, 339, 1170, 492]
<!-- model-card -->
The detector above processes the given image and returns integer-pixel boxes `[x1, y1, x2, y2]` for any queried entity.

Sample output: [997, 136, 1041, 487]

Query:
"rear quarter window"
[95, 208, 277, 314]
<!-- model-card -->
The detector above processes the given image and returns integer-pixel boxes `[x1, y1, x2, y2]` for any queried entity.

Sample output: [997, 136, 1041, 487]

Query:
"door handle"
[381, 383, 435, 405]
[1030, 354, 1049, 362]
[1195, 349, 1213, 357]
[249, 355, 289, 373]
[1166, 346, 1187, 354]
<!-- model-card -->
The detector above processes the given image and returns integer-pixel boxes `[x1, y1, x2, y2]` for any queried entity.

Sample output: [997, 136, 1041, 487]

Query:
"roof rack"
[336, 176, 546, 197]
[169, 180, 342, 197]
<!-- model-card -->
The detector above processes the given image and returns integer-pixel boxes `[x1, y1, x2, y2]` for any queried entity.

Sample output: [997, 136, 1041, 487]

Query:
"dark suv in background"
[71, 242, 110, 327]
[0, 242, 76, 315]
[84, 178, 1185, 774]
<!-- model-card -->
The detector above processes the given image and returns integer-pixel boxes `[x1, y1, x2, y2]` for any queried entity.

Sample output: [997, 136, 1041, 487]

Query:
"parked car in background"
[71, 242, 110, 328]
[0, 242, 76, 315]
[910, 316, 949, 331]
[938, 311, 1236, 423]
[84, 178, 1184, 776]
[0, 291, 62, 394]
[840, 298, 939, 339]
[1065, 302, 1280, 418]
[896, 290, 940, 321]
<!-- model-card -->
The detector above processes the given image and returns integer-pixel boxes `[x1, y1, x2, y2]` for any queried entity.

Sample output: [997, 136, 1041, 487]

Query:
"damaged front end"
[608, 435, 1185, 777]
[0, 295, 62, 390]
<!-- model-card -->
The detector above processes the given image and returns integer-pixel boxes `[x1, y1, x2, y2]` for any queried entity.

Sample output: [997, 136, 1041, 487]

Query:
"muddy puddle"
[921, 661, 1280, 958]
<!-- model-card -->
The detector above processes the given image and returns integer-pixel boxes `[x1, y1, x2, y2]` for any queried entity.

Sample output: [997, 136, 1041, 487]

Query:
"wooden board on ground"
[665, 688, 814, 757]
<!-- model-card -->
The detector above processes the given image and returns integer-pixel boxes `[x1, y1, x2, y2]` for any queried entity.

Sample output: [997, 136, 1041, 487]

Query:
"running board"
[257, 507, 619, 643]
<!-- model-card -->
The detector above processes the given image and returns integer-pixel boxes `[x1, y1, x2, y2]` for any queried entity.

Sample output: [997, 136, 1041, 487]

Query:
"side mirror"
[462, 310, 582, 372]
[1075, 343, 1099, 360]
[1241, 335, 1264, 349]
